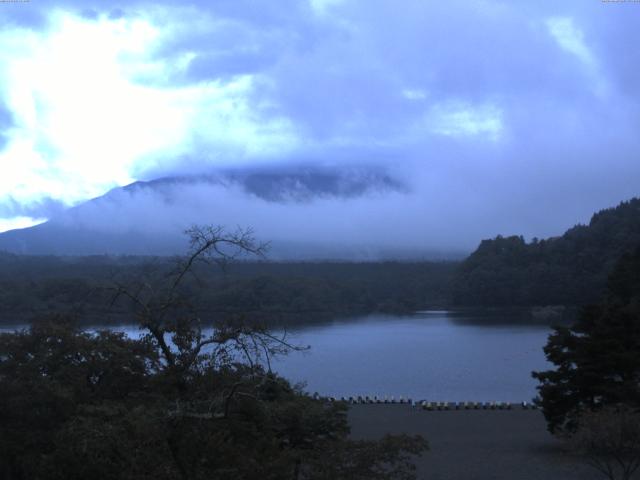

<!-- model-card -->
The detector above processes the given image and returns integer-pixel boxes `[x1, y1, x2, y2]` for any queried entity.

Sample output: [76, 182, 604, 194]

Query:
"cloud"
[47, 175, 466, 254]
[0, 0, 639, 250]
[0, 193, 66, 233]
[545, 16, 609, 97]
[0, 216, 47, 234]
[424, 102, 503, 142]
[0, 8, 299, 210]
[402, 89, 428, 101]
[546, 17, 595, 67]
[309, 0, 344, 15]
[0, 195, 66, 218]
[0, 11, 183, 206]
[0, 103, 13, 150]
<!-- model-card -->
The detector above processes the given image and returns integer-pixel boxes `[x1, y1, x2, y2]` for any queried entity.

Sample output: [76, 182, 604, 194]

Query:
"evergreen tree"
[454, 197, 640, 307]
[532, 246, 640, 433]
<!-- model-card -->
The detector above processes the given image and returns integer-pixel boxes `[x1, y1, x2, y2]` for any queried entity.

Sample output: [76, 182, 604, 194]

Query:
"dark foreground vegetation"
[453, 198, 640, 307]
[533, 245, 640, 479]
[534, 244, 640, 430]
[0, 227, 427, 479]
[0, 320, 427, 480]
[0, 251, 456, 326]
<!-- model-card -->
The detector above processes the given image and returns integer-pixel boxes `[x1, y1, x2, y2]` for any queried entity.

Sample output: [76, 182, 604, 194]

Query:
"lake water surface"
[1, 310, 552, 402]
[271, 311, 552, 402]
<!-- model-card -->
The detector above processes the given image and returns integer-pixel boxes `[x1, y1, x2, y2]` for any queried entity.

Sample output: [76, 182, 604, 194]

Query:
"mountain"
[117, 164, 406, 202]
[452, 198, 640, 306]
[0, 165, 461, 259]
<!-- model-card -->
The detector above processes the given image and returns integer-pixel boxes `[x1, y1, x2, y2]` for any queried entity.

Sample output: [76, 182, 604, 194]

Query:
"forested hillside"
[452, 198, 640, 306]
[0, 254, 456, 325]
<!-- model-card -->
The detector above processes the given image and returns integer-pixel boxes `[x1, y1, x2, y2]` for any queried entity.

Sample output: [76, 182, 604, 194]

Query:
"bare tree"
[568, 405, 640, 480]
[109, 225, 303, 389]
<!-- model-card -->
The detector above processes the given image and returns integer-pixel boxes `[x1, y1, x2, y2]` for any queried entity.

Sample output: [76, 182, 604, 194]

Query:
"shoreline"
[348, 404, 601, 480]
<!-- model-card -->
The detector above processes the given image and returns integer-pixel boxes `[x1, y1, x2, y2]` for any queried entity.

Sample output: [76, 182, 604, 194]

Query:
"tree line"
[452, 198, 640, 306]
[0, 253, 456, 325]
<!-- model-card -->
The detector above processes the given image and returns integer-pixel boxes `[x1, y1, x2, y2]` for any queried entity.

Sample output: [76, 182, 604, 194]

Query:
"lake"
[1, 310, 553, 403]
[271, 311, 552, 403]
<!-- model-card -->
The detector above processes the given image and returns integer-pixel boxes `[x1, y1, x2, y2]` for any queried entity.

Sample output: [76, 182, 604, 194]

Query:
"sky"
[0, 0, 639, 253]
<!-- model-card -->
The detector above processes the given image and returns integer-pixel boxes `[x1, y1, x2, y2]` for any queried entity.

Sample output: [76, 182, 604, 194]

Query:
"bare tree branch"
[104, 224, 297, 391]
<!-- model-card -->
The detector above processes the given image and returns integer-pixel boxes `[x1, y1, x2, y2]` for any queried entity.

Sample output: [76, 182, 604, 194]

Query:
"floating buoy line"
[312, 394, 539, 410]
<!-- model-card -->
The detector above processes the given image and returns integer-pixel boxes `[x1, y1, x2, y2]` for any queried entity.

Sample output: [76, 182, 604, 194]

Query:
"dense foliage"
[0, 254, 456, 325]
[0, 320, 427, 480]
[0, 226, 428, 479]
[532, 245, 640, 434]
[453, 198, 640, 306]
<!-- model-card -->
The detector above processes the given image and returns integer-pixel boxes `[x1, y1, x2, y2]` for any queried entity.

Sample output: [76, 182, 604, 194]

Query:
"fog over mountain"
[0, 164, 465, 259]
[1, 1, 640, 256]
[0, 159, 637, 258]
